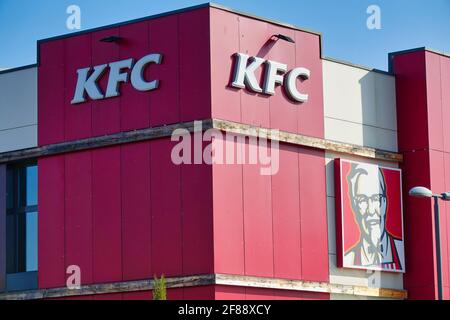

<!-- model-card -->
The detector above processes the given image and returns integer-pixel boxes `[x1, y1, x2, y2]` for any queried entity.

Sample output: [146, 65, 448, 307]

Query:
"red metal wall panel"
[183, 286, 216, 300]
[267, 25, 297, 133]
[209, 7, 327, 284]
[118, 21, 150, 132]
[38, 8, 212, 147]
[442, 58, 450, 153]
[213, 287, 323, 300]
[444, 153, 450, 298]
[37, 6, 329, 299]
[214, 285, 246, 300]
[210, 9, 241, 123]
[65, 151, 93, 285]
[244, 287, 276, 300]
[56, 286, 327, 300]
[208, 9, 327, 285]
[181, 141, 214, 275]
[213, 143, 327, 283]
[210, 7, 324, 138]
[64, 34, 93, 141]
[294, 31, 324, 138]
[393, 50, 450, 299]
[218, 141, 326, 282]
[38, 156, 65, 288]
[231, 15, 271, 128]
[179, 8, 211, 122]
[91, 28, 121, 137]
[93, 293, 123, 300]
[122, 291, 152, 300]
[427, 53, 450, 300]
[167, 287, 184, 300]
[38, 41, 65, 146]
[212, 137, 245, 275]
[430, 150, 447, 291]
[272, 145, 302, 279]
[242, 142, 274, 278]
[121, 142, 152, 281]
[400, 150, 434, 292]
[148, 14, 180, 126]
[425, 54, 445, 151]
[393, 53, 432, 299]
[63, 288, 218, 300]
[150, 139, 183, 277]
[92, 147, 122, 283]
[298, 148, 328, 282]
[273, 289, 329, 300]
[38, 139, 214, 289]
[65, 296, 93, 300]
[394, 51, 429, 153]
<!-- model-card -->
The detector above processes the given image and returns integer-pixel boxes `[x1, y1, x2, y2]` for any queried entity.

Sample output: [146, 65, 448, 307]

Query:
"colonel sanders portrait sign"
[334, 159, 405, 273]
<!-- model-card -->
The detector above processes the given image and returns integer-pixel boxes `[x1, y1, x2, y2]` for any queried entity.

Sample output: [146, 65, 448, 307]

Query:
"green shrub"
[153, 275, 167, 300]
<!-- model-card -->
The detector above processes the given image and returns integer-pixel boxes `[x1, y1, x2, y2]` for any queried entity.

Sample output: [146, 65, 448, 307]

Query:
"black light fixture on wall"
[99, 36, 122, 43]
[273, 34, 295, 44]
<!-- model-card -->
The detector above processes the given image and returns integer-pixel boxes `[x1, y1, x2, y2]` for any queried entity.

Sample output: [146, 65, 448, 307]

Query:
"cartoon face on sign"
[335, 159, 405, 273]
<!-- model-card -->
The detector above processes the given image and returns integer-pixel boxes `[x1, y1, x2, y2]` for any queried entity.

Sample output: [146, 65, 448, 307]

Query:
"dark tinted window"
[6, 163, 38, 274]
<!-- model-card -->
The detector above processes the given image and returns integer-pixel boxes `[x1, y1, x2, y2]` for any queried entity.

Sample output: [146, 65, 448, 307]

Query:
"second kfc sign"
[334, 159, 405, 273]
[230, 52, 310, 103]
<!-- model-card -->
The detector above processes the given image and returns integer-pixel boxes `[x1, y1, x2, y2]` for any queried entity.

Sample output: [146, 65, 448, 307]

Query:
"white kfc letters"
[71, 53, 163, 104]
[231, 52, 310, 103]
[71, 51, 309, 105]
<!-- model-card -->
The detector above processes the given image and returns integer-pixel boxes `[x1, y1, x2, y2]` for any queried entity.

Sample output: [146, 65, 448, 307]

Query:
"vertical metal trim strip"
[0, 165, 6, 292]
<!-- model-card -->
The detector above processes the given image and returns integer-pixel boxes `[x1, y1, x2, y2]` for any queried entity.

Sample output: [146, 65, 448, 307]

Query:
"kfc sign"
[334, 159, 405, 273]
[71, 53, 163, 104]
[230, 52, 310, 103]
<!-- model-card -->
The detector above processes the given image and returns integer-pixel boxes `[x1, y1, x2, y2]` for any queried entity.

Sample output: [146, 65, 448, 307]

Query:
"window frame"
[1, 160, 38, 292]
[0, 165, 6, 292]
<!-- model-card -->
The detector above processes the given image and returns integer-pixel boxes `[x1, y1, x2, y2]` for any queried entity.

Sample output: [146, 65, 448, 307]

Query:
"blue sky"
[0, 0, 449, 71]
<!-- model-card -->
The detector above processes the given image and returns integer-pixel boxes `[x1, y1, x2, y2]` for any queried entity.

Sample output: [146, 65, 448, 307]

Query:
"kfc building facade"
[0, 3, 449, 300]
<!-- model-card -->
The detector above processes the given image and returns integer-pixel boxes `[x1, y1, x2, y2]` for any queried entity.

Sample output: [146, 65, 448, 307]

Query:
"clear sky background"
[0, 0, 449, 71]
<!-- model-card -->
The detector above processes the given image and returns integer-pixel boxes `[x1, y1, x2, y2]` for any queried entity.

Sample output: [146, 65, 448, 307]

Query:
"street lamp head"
[409, 186, 433, 198]
[441, 192, 450, 201]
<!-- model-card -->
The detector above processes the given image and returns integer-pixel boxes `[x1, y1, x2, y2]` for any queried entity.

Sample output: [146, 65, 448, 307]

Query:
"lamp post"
[409, 186, 450, 300]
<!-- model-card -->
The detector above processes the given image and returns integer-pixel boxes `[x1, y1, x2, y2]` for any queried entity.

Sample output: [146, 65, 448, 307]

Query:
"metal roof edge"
[322, 56, 392, 76]
[0, 64, 37, 75]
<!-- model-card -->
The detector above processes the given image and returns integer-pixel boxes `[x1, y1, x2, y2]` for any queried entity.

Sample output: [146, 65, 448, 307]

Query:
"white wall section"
[323, 59, 397, 152]
[322, 59, 403, 299]
[0, 67, 37, 153]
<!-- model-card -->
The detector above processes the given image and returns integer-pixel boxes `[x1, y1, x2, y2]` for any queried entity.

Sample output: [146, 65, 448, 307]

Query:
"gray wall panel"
[0, 67, 37, 153]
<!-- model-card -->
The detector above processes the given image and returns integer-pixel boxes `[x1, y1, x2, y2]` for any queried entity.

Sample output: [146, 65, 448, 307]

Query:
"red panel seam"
[178, 14, 184, 300]
[236, 15, 246, 278]
[150, 143, 154, 278]
[120, 146, 124, 282]
[438, 57, 450, 288]
[294, 30, 303, 280]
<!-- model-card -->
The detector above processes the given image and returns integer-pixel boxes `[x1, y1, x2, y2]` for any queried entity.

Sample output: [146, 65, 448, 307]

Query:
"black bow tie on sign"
[367, 244, 382, 265]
